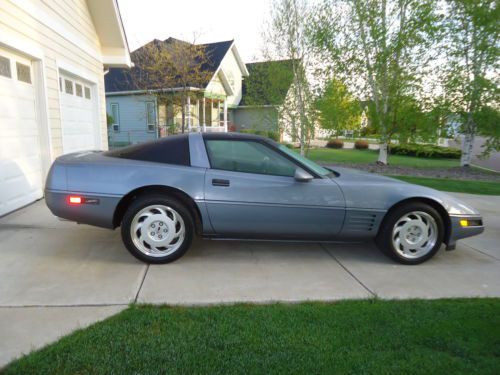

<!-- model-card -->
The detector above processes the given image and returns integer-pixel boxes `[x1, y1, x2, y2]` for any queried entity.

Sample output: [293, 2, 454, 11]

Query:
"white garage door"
[60, 72, 99, 153]
[0, 48, 43, 217]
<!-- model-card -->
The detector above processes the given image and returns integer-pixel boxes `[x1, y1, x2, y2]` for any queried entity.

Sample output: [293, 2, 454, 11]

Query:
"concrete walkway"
[0, 193, 499, 366]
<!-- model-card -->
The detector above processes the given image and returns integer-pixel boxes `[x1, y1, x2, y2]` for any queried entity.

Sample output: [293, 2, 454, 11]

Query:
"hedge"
[326, 139, 344, 149]
[354, 140, 369, 150]
[390, 143, 461, 159]
[239, 129, 280, 142]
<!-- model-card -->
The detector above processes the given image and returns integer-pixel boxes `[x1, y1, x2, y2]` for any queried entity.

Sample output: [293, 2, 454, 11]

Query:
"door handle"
[212, 179, 230, 187]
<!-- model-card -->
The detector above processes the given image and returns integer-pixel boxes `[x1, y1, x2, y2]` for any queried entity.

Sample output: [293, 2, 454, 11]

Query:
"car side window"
[205, 140, 297, 177]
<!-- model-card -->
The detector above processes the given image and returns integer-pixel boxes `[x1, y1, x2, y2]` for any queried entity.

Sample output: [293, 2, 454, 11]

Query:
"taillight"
[68, 196, 82, 205]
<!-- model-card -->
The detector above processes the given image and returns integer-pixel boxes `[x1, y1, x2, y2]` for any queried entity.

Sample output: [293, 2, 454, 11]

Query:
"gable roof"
[105, 38, 235, 93]
[239, 60, 296, 106]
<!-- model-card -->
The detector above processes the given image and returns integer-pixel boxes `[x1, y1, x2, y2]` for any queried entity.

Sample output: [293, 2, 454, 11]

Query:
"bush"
[326, 139, 344, 149]
[354, 140, 369, 150]
[281, 142, 294, 149]
[390, 143, 461, 159]
[239, 129, 280, 142]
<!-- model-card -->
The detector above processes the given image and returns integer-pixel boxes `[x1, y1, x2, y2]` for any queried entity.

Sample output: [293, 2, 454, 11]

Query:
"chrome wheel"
[391, 211, 438, 259]
[130, 204, 185, 257]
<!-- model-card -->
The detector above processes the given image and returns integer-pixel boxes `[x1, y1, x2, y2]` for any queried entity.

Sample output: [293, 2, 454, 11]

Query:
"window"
[106, 135, 190, 166]
[205, 140, 297, 177]
[110, 103, 119, 132]
[65, 79, 73, 94]
[84, 86, 91, 99]
[278, 144, 331, 177]
[0, 56, 11, 78]
[75, 83, 83, 97]
[16, 62, 31, 83]
[146, 102, 156, 132]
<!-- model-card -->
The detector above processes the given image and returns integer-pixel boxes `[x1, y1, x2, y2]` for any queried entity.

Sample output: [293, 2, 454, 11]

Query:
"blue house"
[104, 37, 249, 146]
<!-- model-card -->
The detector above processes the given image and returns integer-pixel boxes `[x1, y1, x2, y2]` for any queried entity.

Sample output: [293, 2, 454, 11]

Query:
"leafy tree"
[315, 78, 362, 137]
[263, 0, 317, 155]
[311, 0, 440, 164]
[441, 0, 499, 166]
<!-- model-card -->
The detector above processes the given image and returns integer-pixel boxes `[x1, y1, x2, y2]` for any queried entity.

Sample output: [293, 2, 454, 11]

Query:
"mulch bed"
[325, 163, 500, 182]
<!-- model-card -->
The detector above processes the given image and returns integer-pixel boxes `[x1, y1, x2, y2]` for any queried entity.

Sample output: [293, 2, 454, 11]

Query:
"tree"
[441, 0, 499, 166]
[312, 0, 440, 164]
[263, 0, 317, 155]
[315, 78, 361, 137]
[129, 38, 213, 133]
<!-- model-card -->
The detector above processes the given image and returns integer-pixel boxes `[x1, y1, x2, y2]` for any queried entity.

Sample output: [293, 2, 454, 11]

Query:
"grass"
[390, 175, 500, 195]
[4, 299, 500, 374]
[307, 148, 460, 168]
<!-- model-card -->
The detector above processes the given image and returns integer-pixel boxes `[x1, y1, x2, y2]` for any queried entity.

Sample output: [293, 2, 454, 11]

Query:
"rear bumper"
[45, 189, 121, 229]
[446, 215, 484, 250]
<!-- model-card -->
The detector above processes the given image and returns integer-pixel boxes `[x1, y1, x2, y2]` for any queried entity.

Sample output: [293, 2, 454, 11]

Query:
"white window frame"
[146, 101, 156, 132]
[110, 103, 120, 132]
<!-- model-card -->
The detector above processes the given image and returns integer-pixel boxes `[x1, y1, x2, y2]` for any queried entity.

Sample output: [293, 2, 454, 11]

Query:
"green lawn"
[307, 148, 460, 168]
[391, 175, 500, 195]
[4, 299, 500, 374]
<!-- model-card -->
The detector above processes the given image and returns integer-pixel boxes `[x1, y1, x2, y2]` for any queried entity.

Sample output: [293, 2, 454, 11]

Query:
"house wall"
[0, 0, 108, 158]
[232, 107, 279, 132]
[106, 94, 158, 145]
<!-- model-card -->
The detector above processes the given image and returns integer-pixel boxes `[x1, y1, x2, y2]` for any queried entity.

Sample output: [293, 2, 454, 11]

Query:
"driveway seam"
[320, 244, 377, 298]
[134, 264, 150, 303]
[461, 242, 500, 261]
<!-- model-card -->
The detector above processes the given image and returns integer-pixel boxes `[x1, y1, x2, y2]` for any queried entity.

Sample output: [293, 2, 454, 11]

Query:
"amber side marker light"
[460, 219, 469, 227]
[68, 196, 82, 205]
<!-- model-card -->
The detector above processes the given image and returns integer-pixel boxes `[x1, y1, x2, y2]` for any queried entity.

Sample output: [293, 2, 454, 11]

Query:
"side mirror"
[294, 168, 313, 182]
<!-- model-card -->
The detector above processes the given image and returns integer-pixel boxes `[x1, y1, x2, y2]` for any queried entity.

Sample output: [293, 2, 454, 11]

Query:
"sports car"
[45, 132, 484, 265]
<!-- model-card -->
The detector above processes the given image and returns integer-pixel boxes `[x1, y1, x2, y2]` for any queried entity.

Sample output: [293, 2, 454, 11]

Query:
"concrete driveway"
[0, 193, 499, 366]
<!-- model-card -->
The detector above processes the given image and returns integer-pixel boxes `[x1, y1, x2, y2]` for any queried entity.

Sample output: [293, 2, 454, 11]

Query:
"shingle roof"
[239, 60, 296, 106]
[105, 38, 234, 93]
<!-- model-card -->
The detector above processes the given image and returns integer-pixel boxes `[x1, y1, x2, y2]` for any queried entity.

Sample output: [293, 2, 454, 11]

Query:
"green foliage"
[354, 140, 369, 150]
[326, 139, 344, 149]
[315, 78, 361, 135]
[239, 129, 280, 142]
[4, 300, 500, 374]
[390, 143, 461, 159]
[106, 114, 114, 128]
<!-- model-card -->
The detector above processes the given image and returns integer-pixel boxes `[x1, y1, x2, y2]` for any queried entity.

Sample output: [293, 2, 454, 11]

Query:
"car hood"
[329, 166, 480, 215]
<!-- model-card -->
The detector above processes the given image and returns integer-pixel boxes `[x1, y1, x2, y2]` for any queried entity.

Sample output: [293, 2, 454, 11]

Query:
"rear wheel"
[376, 202, 444, 265]
[121, 195, 193, 264]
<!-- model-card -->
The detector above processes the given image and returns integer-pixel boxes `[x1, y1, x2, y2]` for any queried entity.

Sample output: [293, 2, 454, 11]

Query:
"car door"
[203, 139, 345, 240]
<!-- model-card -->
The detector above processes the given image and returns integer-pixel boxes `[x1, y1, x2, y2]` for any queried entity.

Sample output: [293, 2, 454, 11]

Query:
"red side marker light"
[68, 196, 82, 205]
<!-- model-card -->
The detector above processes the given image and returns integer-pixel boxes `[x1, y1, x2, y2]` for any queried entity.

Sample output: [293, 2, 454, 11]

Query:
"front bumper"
[446, 215, 484, 250]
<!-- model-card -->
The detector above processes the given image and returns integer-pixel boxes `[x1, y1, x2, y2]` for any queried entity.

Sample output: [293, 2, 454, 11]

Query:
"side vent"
[346, 213, 377, 232]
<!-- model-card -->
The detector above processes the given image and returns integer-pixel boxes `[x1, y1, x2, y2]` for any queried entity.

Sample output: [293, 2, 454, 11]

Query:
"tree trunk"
[181, 97, 186, 134]
[460, 132, 475, 167]
[378, 142, 388, 165]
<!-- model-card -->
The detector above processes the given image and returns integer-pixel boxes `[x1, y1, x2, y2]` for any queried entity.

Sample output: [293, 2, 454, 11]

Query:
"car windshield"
[278, 144, 332, 177]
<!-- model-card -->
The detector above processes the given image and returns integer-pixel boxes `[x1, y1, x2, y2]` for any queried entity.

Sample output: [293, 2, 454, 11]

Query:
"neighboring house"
[105, 38, 249, 145]
[0, 0, 131, 216]
[232, 60, 295, 140]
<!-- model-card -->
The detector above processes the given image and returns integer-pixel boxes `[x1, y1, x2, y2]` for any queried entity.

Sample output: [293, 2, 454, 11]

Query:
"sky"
[117, 0, 272, 63]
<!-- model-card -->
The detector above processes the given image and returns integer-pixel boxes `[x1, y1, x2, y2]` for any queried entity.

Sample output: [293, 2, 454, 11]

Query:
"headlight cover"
[444, 198, 480, 216]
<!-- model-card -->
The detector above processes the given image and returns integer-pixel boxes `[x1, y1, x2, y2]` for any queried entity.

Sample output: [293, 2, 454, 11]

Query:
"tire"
[121, 194, 194, 264]
[376, 202, 444, 265]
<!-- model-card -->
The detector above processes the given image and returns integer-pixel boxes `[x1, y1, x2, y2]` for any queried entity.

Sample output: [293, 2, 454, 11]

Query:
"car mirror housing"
[294, 168, 313, 182]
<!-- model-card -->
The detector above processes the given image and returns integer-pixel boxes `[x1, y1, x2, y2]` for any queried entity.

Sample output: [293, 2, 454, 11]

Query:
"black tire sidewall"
[376, 202, 444, 265]
[121, 195, 193, 264]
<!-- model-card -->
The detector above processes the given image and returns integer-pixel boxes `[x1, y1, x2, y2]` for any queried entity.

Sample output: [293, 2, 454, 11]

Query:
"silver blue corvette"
[45, 133, 484, 265]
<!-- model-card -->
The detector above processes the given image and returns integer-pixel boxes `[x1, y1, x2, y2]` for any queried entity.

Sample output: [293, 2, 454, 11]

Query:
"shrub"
[239, 129, 280, 141]
[390, 143, 461, 159]
[354, 140, 369, 150]
[326, 139, 344, 149]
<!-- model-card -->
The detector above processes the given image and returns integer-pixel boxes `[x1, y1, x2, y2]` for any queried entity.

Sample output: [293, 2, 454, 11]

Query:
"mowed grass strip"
[4, 299, 500, 374]
[391, 175, 500, 195]
[307, 148, 460, 168]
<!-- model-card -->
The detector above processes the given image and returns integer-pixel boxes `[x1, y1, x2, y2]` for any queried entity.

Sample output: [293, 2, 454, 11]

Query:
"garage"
[0, 47, 43, 217]
[59, 71, 100, 154]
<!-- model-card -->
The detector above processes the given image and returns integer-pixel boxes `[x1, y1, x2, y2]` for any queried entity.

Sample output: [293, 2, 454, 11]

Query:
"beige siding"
[0, 0, 107, 157]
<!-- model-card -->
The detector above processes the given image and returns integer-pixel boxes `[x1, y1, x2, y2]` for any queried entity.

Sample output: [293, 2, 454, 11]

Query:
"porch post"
[196, 99, 200, 130]
[223, 99, 228, 132]
[202, 97, 206, 132]
[187, 95, 191, 132]
[217, 100, 221, 128]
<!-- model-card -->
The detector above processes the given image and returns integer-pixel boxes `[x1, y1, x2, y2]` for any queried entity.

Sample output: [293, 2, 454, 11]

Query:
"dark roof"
[239, 60, 296, 106]
[105, 38, 234, 93]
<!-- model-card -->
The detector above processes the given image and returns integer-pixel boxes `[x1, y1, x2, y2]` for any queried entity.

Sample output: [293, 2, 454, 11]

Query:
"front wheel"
[121, 195, 193, 264]
[376, 202, 444, 265]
